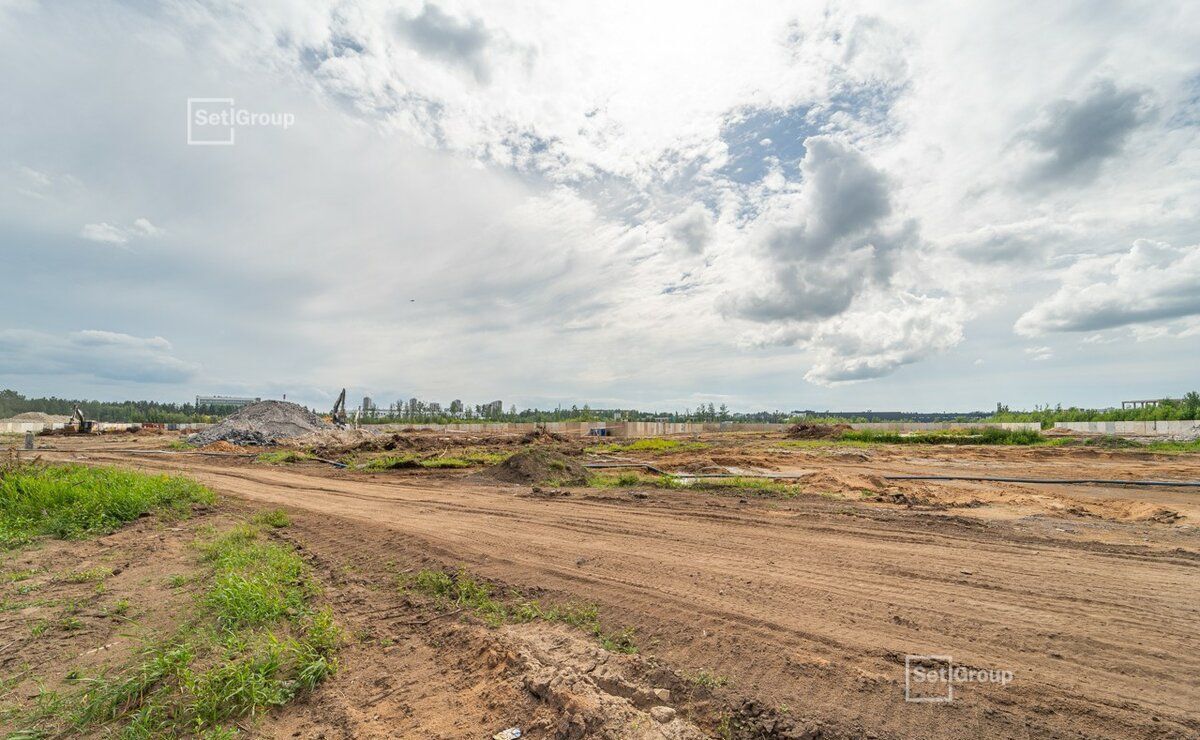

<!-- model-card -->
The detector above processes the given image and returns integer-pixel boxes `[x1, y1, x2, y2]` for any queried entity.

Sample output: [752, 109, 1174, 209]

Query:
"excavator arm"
[330, 388, 348, 427]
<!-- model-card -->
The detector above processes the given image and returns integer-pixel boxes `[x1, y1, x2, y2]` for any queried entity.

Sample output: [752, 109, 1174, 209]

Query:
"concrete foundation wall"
[1053, 420, 1200, 437]
[2, 422, 209, 434]
[847, 422, 1040, 432]
[0, 421, 59, 433]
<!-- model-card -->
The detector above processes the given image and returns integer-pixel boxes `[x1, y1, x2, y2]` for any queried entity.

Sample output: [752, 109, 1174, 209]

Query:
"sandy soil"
[18, 434, 1200, 738]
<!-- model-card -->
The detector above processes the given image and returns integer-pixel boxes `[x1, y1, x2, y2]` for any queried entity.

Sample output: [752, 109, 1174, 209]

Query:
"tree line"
[4, 388, 1198, 426]
[0, 390, 222, 423]
[988, 392, 1200, 426]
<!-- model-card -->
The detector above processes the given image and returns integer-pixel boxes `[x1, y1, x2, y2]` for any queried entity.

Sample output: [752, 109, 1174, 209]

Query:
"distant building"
[195, 395, 260, 409]
[1121, 398, 1181, 409]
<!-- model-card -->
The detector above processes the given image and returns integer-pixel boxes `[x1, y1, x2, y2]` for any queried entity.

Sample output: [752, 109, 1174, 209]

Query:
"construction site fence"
[0, 421, 210, 434]
[370, 420, 1042, 437]
[1052, 420, 1200, 437]
[21, 418, 1200, 438]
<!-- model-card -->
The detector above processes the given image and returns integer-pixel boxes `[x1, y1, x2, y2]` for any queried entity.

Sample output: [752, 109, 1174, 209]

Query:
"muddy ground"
[8, 431, 1200, 738]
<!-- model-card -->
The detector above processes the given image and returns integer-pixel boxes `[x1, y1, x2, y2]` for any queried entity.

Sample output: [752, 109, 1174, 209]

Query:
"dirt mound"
[200, 440, 244, 453]
[520, 427, 570, 444]
[187, 400, 332, 446]
[3, 411, 72, 423]
[785, 423, 852, 439]
[478, 449, 590, 486]
[800, 469, 889, 494]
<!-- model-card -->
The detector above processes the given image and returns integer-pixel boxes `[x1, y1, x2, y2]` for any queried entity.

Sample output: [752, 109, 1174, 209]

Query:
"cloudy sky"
[2, 1, 1198, 412]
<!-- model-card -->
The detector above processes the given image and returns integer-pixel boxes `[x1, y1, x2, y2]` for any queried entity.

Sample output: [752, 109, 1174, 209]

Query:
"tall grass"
[55, 525, 339, 738]
[0, 463, 214, 549]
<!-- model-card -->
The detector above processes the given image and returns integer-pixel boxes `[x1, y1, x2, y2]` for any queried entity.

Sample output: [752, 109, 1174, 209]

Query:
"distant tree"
[1184, 391, 1200, 419]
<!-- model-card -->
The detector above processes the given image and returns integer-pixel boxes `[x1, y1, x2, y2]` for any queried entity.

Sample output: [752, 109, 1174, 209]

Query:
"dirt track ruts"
[38, 447, 1200, 738]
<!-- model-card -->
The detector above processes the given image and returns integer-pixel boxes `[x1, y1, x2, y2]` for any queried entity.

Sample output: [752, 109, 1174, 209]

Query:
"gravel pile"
[187, 400, 332, 446]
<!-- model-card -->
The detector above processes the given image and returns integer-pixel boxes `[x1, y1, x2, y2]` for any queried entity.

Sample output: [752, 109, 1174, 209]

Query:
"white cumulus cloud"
[1015, 240, 1200, 336]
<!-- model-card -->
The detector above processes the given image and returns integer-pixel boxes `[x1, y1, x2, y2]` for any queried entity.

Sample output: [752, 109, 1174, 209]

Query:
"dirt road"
[34, 442, 1200, 738]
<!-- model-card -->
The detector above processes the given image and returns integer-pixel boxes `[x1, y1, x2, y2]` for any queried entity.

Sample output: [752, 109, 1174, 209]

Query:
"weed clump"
[405, 568, 637, 653]
[255, 450, 313, 465]
[29, 524, 341, 738]
[251, 509, 291, 528]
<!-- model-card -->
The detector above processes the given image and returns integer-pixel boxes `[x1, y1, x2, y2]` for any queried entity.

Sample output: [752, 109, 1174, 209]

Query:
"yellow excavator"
[69, 405, 94, 433]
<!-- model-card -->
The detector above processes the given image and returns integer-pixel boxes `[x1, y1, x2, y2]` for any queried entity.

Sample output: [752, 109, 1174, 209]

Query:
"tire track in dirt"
[39, 448, 1200, 738]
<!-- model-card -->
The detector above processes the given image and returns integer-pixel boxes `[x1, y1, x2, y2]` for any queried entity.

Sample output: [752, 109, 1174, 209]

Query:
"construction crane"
[330, 388, 348, 427]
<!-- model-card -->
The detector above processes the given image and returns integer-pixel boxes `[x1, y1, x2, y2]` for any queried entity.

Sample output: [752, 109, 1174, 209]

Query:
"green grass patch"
[254, 450, 313, 465]
[405, 568, 637, 653]
[587, 438, 709, 453]
[588, 471, 805, 498]
[12, 523, 340, 738]
[362, 452, 500, 470]
[3, 567, 41, 582]
[362, 455, 424, 470]
[1070, 437, 1200, 454]
[0, 462, 214, 550]
[251, 509, 291, 528]
[165, 440, 194, 451]
[837, 427, 1046, 445]
[1142, 439, 1200, 453]
[777, 438, 875, 449]
[779, 427, 1048, 447]
[417, 457, 472, 469]
[62, 566, 111, 584]
[200, 524, 315, 631]
[586, 471, 675, 488]
[446, 449, 510, 466]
